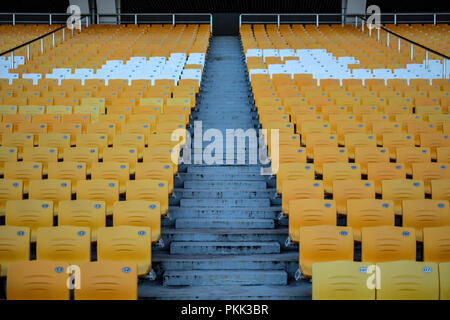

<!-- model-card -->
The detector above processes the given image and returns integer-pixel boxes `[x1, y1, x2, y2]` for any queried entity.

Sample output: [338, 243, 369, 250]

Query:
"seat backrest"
[58, 200, 106, 242]
[276, 163, 315, 194]
[439, 262, 450, 300]
[332, 180, 376, 215]
[347, 199, 395, 241]
[7, 260, 70, 300]
[281, 179, 324, 215]
[361, 226, 416, 263]
[376, 261, 439, 300]
[423, 226, 450, 263]
[75, 261, 138, 300]
[288, 199, 336, 243]
[312, 261, 375, 300]
[76, 180, 119, 213]
[36, 226, 91, 264]
[113, 200, 161, 243]
[0, 225, 30, 277]
[299, 225, 354, 278]
[5, 200, 53, 242]
[97, 226, 151, 277]
[125, 179, 169, 215]
[403, 199, 450, 241]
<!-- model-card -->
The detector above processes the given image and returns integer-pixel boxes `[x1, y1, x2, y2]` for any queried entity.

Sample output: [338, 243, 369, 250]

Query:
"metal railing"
[0, 12, 212, 33]
[239, 13, 345, 28]
[354, 15, 449, 79]
[0, 16, 89, 69]
[369, 12, 450, 25]
[95, 13, 212, 32]
[0, 12, 90, 26]
[239, 12, 450, 27]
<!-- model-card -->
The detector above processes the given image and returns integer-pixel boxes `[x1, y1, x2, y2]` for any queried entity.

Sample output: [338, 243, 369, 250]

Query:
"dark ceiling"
[121, 0, 341, 13]
[0, 0, 447, 13]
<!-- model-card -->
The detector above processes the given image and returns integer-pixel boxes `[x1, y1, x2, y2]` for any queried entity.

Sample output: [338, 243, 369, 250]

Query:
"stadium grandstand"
[0, 0, 449, 303]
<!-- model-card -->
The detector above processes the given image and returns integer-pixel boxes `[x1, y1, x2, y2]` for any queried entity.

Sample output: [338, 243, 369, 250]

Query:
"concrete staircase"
[139, 36, 311, 299]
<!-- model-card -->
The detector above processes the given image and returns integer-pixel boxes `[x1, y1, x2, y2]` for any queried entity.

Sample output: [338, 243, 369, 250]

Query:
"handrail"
[354, 15, 449, 60]
[353, 14, 448, 79]
[94, 13, 213, 32]
[0, 15, 89, 69]
[239, 13, 344, 28]
[239, 12, 450, 28]
[0, 25, 65, 57]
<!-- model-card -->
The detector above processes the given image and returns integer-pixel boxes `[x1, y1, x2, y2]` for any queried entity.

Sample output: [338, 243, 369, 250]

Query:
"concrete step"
[153, 252, 297, 272]
[163, 270, 288, 286]
[174, 189, 276, 199]
[175, 218, 274, 229]
[187, 166, 262, 174]
[166, 207, 280, 219]
[138, 282, 311, 300]
[179, 173, 267, 181]
[160, 228, 288, 244]
[180, 198, 271, 207]
[183, 180, 267, 189]
[170, 241, 280, 255]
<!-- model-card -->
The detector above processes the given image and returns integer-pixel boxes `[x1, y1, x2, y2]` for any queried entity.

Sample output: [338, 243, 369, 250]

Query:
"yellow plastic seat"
[126, 179, 169, 216]
[38, 133, 71, 159]
[367, 162, 407, 194]
[323, 163, 361, 194]
[74, 261, 138, 300]
[22, 147, 58, 175]
[276, 163, 315, 194]
[0, 226, 30, 277]
[6, 260, 70, 300]
[431, 179, 450, 201]
[412, 162, 450, 194]
[4, 161, 42, 194]
[47, 162, 86, 194]
[439, 262, 450, 300]
[77, 180, 119, 215]
[142, 146, 179, 174]
[113, 200, 161, 243]
[361, 226, 416, 263]
[288, 199, 336, 242]
[63, 147, 98, 174]
[420, 133, 450, 160]
[333, 180, 376, 215]
[376, 261, 439, 300]
[335, 121, 366, 145]
[58, 200, 106, 242]
[135, 162, 174, 194]
[347, 199, 395, 241]
[354, 147, 390, 174]
[281, 179, 324, 215]
[5, 199, 53, 242]
[382, 133, 415, 159]
[312, 261, 375, 300]
[396, 147, 431, 175]
[423, 226, 450, 263]
[313, 147, 348, 175]
[97, 226, 152, 277]
[91, 162, 130, 194]
[76, 133, 108, 158]
[114, 133, 145, 159]
[402, 200, 450, 241]
[382, 179, 425, 215]
[36, 226, 91, 264]
[2, 133, 34, 158]
[344, 133, 377, 159]
[437, 147, 450, 163]
[28, 179, 71, 215]
[0, 146, 17, 174]
[299, 225, 354, 278]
